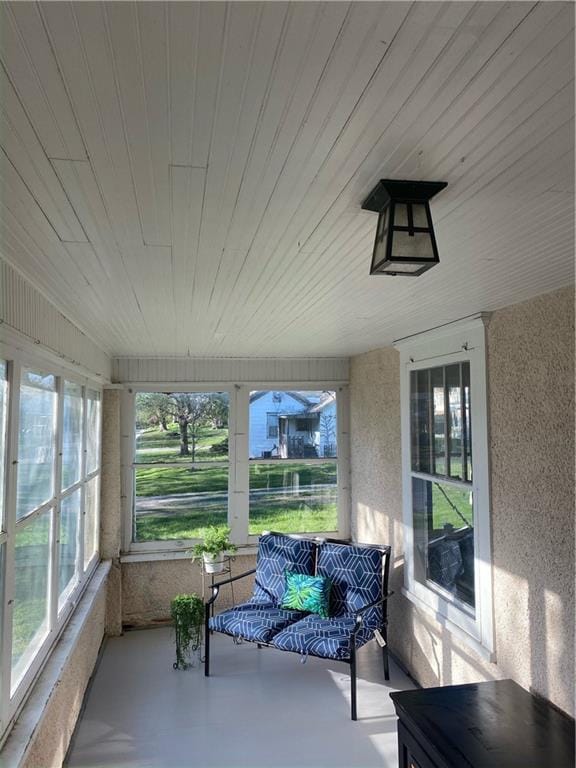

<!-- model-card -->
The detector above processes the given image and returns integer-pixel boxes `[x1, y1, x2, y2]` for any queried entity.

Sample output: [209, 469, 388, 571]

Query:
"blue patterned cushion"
[252, 533, 316, 605]
[317, 542, 383, 631]
[208, 601, 305, 644]
[280, 571, 331, 618]
[272, 615, 374, 660]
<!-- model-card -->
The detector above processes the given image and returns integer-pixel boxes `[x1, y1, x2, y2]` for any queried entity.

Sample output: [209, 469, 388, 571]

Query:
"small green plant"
[171, 593, 204, 670]
[191, 525, 237, 561]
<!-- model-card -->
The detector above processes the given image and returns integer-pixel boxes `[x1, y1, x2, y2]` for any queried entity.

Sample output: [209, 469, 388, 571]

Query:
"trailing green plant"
[191, 525, 237, 561]
[170, 593, 204, 670]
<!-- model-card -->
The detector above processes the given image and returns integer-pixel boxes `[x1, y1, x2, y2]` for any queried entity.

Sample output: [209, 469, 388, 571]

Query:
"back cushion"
[252, 533, 316, 605]
[317, 542, 383, 629]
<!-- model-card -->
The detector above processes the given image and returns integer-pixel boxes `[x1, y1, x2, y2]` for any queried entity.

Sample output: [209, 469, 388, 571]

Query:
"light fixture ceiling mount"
[362, 179, 447, 277]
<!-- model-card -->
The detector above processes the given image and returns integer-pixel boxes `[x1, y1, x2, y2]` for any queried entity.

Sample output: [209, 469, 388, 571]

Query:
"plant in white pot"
[191, 526, 237, 573]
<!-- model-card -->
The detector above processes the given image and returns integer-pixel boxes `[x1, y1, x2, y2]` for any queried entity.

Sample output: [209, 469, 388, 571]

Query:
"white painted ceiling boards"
[0, 1, 574, 357]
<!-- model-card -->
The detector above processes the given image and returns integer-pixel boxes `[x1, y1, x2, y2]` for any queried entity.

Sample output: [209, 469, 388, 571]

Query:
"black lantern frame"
[362, 179, 447, 276]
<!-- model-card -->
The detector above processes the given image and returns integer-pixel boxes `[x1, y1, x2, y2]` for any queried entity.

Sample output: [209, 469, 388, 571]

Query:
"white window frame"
[0, 340, 102, 744]
[122, 382, 350, 554]
[395, 315, 494, 660]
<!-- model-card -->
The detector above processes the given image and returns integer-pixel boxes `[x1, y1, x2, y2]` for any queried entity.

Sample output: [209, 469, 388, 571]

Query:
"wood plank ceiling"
[0, 1, 573, 358]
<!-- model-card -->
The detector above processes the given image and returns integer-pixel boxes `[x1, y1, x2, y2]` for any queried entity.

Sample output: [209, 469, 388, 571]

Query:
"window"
[132, 392, 229, 542]
[266, 413, 279, 439]
[248, 391, 339, 536]
[0, 355, 102, 738]
[397, 318, 493, 656]
[126, 385, 348, 550]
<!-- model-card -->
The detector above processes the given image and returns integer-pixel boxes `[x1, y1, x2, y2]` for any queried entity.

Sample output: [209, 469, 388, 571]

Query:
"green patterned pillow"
[280, 571, 331, 618]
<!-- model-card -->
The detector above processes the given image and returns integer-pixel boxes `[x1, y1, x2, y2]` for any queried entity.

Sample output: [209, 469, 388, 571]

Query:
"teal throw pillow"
[281, 571, 331, 618]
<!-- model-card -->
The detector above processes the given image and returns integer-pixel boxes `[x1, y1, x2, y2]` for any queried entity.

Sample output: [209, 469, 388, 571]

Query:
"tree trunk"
[179, 419, 190, 456]
[190, 430, 196, 463]
[160, 415, 168, 431]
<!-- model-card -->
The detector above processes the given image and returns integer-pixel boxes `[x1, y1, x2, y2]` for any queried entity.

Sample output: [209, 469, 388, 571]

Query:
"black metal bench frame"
[204, 534, 393, 720]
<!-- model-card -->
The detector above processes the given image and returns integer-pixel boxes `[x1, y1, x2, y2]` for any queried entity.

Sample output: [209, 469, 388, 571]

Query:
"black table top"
[390, 679, 575, 768]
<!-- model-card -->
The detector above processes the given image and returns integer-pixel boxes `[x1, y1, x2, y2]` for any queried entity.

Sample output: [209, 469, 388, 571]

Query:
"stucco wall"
[350, 286, 575, 716]
[122, 555, 257, 627]
[101, 389, 123, 636]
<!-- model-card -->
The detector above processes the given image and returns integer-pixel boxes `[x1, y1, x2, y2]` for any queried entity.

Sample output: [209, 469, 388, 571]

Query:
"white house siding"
[249, 391, 306, 459]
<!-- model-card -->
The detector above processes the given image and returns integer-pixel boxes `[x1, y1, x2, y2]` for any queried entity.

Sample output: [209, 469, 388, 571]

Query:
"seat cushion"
[252, 533, 316, 605]
[317, 542, 383, 631]
[271, 615, 374, 660]
[208, 601, 305, 644]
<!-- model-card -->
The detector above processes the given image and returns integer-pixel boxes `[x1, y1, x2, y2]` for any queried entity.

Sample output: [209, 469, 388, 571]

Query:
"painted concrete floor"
[67, 627, 415, 768]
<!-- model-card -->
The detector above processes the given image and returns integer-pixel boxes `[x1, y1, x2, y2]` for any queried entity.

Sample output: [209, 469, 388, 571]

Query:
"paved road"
[135, 485, 337, 516]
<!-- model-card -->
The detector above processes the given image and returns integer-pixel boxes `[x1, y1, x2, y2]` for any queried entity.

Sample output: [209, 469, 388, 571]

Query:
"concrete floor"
[66, 627, 415, 768]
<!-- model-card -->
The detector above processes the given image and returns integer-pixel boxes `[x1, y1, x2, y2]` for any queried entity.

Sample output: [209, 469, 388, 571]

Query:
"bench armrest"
[352, 592, 394, 636]
[205, 567, 257, 607]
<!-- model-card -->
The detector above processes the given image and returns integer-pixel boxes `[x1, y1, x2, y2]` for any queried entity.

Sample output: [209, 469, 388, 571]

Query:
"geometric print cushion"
[252, 533, 316, 605]
[272, 614, 375, 660]
[316, 542, 383, 631]
[208, 601, 306, 644]
[280, 571, 331, 618]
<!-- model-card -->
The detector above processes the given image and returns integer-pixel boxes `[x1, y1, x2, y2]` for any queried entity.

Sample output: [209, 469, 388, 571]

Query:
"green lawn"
[430, 481, 473, 531]
[135, 425, 228, 464]
[134, 460, 338, 541]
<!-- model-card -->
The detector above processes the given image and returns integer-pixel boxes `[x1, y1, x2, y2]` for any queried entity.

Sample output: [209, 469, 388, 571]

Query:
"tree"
[135, 392, 172, 431]
[167, 393, 216, 460]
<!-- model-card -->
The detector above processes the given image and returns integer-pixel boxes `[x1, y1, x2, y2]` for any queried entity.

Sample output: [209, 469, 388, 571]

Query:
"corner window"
[126, 385, 348, 550]
[397, 318, 493, 656]
[132, 392, 229, 542]
[0, 355, 102, 738]
[248, 390, 338, 536]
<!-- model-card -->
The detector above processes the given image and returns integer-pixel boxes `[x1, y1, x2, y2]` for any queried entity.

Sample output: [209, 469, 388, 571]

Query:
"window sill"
[120, 546, 259, 563]
[401, 587, 496, 663]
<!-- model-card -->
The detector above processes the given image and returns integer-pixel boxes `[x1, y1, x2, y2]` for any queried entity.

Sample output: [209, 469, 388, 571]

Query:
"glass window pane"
[411, 203, 429, 228]
[249, 391, 337, 460]
[62, 381, 83, 490]
[249, 462, 337, 535]
[59, 490, 80, 608]
[134, 392, 229, 464]
[391, 229, 434, 260]
[410, 370, 431, 473]
[11, 510, 51, 692]
[431, 368, 446, 475]
[0, 361, 7, 528]
[134, 466, 227, 541]
[86, 390, 101, 475]
[83, 476, 99, 568]
[446, 365, 463, 480]
[16, 370, 56, 520]
[412, 477, 475, 609]
[463, 363, 472, 482]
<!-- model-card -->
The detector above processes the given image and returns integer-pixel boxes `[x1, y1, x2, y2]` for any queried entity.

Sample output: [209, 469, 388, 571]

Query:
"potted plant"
[170, 593, 204, 670]
[191, 525, 237, 573]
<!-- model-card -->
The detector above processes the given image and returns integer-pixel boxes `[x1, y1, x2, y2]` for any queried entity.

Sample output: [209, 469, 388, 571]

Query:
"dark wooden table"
[390, 679, 575, 768]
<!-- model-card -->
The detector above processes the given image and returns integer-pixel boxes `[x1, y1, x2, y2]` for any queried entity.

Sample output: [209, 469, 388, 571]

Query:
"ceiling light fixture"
[362, 179, 447, 276]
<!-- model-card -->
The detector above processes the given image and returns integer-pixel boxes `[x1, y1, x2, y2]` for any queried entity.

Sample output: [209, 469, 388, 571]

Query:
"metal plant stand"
[201, 556, 236, 621]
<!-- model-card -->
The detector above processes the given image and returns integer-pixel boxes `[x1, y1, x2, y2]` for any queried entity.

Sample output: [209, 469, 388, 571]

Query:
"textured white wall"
[350, 286, 575, 715]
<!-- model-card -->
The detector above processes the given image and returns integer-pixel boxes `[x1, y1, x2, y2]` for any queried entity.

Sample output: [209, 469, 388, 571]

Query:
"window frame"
[396, 316, 494, 659]
[0, 344, 102, 742]
[122, 383, 350, 553]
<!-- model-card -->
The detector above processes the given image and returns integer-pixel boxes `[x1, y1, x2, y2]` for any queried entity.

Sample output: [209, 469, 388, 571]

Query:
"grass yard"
[134, 460, 338, 541]
[135, 425, 228, 464]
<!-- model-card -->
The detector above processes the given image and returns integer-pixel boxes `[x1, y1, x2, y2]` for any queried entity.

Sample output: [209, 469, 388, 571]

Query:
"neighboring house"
[249, 391, 337, 459]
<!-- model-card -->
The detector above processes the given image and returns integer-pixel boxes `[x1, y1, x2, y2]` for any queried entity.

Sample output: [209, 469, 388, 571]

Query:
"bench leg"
[382, 625, 390, 681]
[350, 646, 357, 721]
[204, 604, 211, 677]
